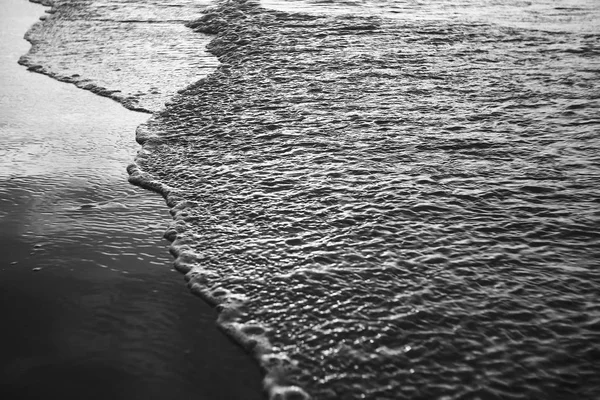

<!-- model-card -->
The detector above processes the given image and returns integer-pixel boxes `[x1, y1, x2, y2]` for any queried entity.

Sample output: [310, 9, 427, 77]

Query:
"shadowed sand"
[0, 236, 264, 400]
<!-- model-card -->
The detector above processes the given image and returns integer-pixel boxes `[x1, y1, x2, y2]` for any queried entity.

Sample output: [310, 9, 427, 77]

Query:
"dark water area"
[8, 0, 600, 398]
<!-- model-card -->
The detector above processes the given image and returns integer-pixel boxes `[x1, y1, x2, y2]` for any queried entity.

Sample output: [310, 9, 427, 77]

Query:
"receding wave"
[19, 0, 219, 112]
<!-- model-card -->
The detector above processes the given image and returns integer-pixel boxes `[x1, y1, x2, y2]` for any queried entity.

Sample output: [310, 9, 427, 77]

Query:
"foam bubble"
[154, 191, 312, 398]
[267, 386, 311, 400]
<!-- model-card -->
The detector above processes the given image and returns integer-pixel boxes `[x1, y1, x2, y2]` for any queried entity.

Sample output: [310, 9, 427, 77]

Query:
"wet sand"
[0, 1, 265, 398]
[0, 237, 264, 400]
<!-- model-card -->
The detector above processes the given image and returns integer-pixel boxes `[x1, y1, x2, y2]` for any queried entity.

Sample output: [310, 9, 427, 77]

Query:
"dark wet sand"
[0, 1, 266, 398]
[0, 233, 265, 400]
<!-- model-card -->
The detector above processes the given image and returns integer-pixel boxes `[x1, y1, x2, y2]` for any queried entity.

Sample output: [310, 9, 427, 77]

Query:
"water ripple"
[128, 1, 600, 398]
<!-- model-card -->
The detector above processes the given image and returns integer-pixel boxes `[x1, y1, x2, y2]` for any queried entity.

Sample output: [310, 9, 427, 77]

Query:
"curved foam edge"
[127, 161, 311, 400]
[127, 1, 312, 398]
[19, 0, 153, 113]
[18, 60, 152, 113]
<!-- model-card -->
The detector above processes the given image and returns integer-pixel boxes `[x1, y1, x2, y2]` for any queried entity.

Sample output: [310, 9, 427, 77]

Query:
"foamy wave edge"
[128, 148, 311, 400]
[128, 1, 311, 399]
[18, 0, 153, 113]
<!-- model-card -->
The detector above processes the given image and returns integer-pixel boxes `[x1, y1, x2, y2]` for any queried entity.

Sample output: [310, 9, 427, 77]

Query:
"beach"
[0, 1, 264, 398]
[2, 0, 600, 398]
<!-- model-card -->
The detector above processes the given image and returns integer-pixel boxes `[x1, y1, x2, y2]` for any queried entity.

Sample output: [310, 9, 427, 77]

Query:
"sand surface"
[0, 1, 265, 398]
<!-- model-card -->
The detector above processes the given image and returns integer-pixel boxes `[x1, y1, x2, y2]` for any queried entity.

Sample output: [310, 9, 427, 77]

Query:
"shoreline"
[0, 1, 266, 398]
[118, 0, 600, 398]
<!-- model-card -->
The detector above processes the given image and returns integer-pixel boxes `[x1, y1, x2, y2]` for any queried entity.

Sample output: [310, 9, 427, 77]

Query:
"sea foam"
[128, 0, 600, 398]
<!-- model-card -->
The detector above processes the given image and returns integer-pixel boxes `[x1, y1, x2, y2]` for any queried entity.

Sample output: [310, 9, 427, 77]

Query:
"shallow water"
[262, 0, 600, 33]
[20, 0, 218, 112]
[15, 0, 600, 398]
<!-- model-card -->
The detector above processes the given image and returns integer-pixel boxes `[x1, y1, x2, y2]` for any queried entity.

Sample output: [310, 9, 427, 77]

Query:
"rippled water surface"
[262, 0, 600, 33]
[20, 0, 218, 112]
[17, 0, 600, 398]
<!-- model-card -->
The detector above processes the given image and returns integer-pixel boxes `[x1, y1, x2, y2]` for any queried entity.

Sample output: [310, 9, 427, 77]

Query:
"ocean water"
[20, 0, 219, 112]
[19, 0, 600, 399]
